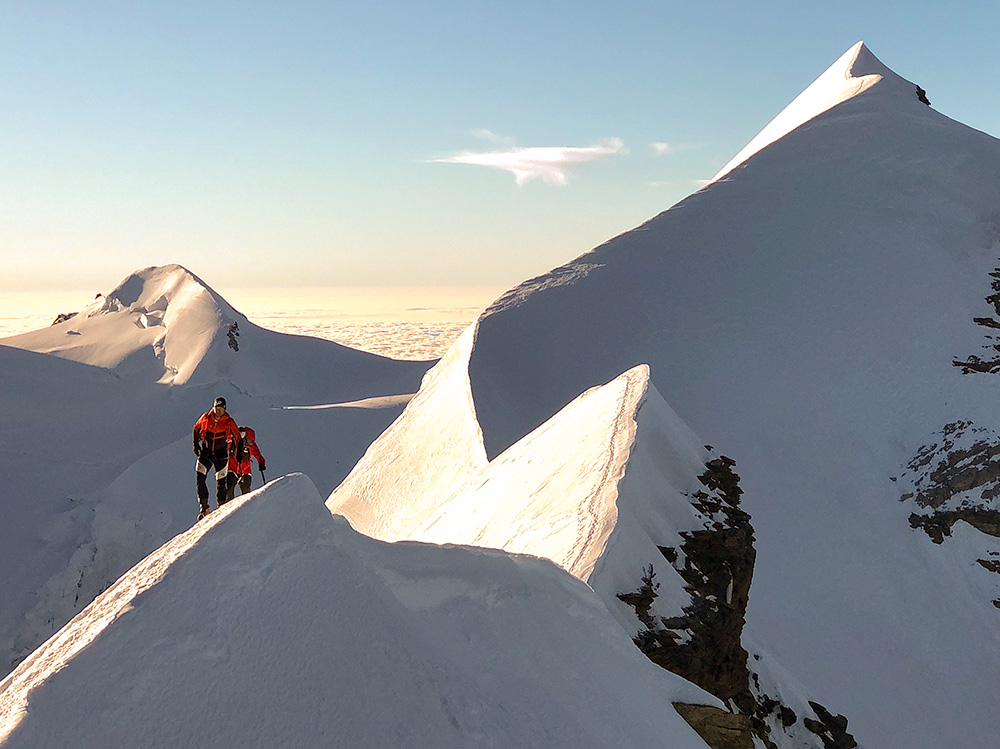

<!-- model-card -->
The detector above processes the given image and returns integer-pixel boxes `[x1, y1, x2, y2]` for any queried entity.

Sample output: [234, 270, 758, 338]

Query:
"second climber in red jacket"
[226, 425, 266, 501]
[192, 396, 242, 519]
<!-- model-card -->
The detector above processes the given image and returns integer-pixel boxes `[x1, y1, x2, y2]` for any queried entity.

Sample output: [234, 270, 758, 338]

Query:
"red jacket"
[228, 426, 265, 476]
[193, 411, 241, 456]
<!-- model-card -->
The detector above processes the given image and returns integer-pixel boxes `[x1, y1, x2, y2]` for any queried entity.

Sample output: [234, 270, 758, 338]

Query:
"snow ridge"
[0, 266, 431, 679]
[711, 41, 914, 182]
[0, 475, 716, 748]
[333, 41, 1000, 748]
[8, 40, 1000, 749]
[3, 264, 239, 384]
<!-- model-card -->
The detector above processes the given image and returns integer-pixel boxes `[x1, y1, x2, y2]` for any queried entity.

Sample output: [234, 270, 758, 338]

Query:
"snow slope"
[710, 41, 895, 182]
[0, 267, 432, 677]
[0, 475, 715, 749]
[8, 40, 1000, 748]
[327, 42, 1000, 747]
[330, 328, 827, 744]
[3, 264, 429, 404]
[329, 362, 710, 630]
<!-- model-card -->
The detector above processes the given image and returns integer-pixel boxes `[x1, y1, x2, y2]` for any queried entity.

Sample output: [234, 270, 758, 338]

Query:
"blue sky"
[2, 1, 999, 292]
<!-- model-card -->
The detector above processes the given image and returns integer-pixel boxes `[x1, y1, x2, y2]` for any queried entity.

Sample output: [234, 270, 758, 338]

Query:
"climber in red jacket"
[226, 425, 267, 501]
[192, 396, 241, 519]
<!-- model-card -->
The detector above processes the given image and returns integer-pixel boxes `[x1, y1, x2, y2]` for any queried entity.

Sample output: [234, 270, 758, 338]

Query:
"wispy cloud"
[650, 142, 697, 156]
[431, 138, 627, 186]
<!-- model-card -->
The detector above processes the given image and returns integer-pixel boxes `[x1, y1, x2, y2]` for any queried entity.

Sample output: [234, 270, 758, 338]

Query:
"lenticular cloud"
[432, 138, 626, 185]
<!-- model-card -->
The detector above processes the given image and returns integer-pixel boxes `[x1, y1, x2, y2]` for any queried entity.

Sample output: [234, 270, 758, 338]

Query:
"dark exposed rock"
[977, 558, 1000, 574]
[909, 509, 1000, 543]
[619, 458, 756, 712]
[673, 703, 753, 749]
[617, 456, 854, 748]
[779, 705, 797, 727]
[658, 545, 679, 564]
[953, 355, 1000, 374]
[902, 421, 1000, 510]
[803, 701, 858, 749]
[920, 444, 1000, 508]
[616, 565, 661, 631]
[51, 311, 78, 326]
[900, 421, 1000, 547]
[954, 264, 1000, 373]
[902, 422, 1000, 612]
[973, 317, 1000, 330]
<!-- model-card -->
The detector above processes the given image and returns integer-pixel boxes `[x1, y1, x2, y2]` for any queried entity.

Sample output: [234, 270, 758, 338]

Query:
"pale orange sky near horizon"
[0, 285, 506, 341]
[5, 4, 998, 308]
[219, 286, 506, 322]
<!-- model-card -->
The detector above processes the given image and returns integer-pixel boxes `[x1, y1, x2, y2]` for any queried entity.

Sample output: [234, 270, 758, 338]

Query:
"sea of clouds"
[0, 287, 499, 361]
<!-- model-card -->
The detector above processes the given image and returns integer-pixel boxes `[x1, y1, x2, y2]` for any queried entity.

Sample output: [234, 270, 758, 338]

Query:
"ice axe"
[259, 468, 267, 485]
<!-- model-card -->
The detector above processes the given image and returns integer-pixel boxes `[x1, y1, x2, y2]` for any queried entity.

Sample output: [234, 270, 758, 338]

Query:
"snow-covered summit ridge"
[2, 264, 239, 385]
[711, 41, 917, 181]
[348, 42, 1000, 747]
[0, 473, 714, 748]
[82, 264, 238, 322]
[328, 346, 713, 634]
[2, 264, 431, 403]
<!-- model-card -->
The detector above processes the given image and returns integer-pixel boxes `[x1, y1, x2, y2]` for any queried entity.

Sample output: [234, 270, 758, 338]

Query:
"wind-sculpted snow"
[710, 41, 904, 182]
[5, 265, 230, 385]
[328, 324, 489, 539]
[464, 44, 1000, 749]
[328, 356, 712, 620]
[408, 365, 650, 582]
[329, 346, 845, 745]
[332, 43, 1000, 747]
[0, 268, 433, 678]
[2, 264, 428, 404]
[0, 475, 715, 749]
[9, 40, 1000, 747]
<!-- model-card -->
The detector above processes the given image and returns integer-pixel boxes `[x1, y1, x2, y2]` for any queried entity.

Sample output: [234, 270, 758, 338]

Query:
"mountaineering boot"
[197, 505, 211, 521]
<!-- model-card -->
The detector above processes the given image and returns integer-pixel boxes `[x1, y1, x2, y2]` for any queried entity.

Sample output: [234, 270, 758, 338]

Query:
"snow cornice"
[710, 42, 908, 183]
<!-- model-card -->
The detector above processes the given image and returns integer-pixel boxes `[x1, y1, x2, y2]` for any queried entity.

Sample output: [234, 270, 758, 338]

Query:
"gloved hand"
[194, 440, 207, 455]
[258, 461, 266, 472]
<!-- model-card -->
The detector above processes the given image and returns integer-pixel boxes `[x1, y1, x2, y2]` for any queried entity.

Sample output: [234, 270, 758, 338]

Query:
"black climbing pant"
[225, 473, 253, 502]
[196, 451, 231, 511]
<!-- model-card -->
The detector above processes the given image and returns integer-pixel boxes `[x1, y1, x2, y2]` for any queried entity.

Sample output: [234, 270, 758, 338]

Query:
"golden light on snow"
[0, 286, 505, 360]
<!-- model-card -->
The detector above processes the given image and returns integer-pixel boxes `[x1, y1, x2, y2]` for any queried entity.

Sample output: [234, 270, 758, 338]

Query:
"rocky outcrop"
[898, 421, 1000, 612]
[618, 457, 857, 749]
[899, 421, 1000, 510]
[654, 457, 756, 712]
[803, 701, 858, 749]
[898, 421, 1000, 543]
[50, 311, 78, 325]
[953, 266, 1000, 374]
[618, 458, 755, 710]
[908, 508, 1000, 543]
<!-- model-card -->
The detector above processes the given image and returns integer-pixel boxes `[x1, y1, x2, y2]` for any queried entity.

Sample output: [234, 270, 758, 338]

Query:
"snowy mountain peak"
[2, 264, 241, 385]
[79, 264, 237, 323]
[3, 263, 429, 408]
[374, 41, 1000, 748]
[711, 41, 921, 181]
